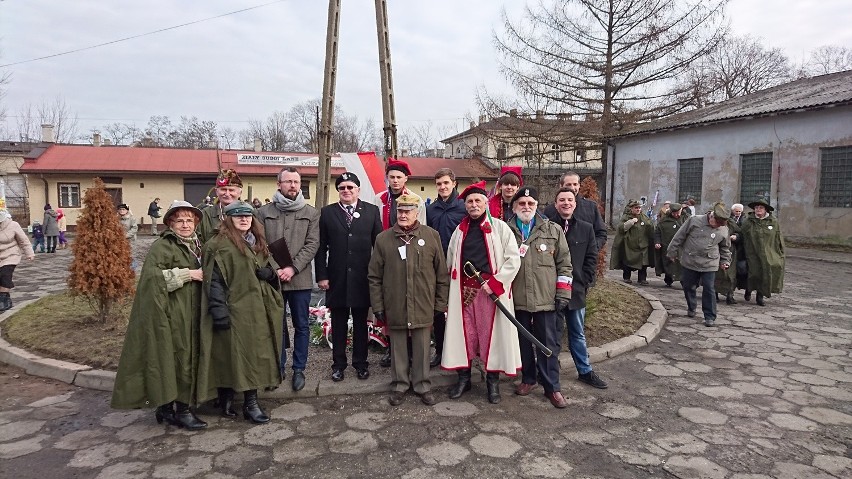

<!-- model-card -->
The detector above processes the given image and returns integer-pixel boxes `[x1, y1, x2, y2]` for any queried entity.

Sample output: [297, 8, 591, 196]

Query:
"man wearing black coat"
[315, 172, 383, 382]
[547, 188, 609, 389]
[542, 171, 607, 251]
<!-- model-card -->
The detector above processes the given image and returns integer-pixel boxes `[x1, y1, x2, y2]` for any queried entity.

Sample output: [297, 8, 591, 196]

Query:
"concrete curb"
[0, 283, 669, 398]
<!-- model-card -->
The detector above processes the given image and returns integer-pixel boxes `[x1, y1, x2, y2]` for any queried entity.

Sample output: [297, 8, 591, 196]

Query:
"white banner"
[237, 153, 344, 168]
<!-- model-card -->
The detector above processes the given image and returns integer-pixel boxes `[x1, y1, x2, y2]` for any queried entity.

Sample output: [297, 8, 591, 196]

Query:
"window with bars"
[739, 152, 772, 204]
[819, 146, 852, 207]
[58, 183, 81, 208]
[677, 158, 703, 203]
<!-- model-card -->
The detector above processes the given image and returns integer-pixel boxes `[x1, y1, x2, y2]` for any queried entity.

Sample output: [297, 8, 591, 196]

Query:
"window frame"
[57, 183, 82, 208]
[677, 158, 703, 204]
[818, 146, 852, 208]
[739, 152, 773, 205]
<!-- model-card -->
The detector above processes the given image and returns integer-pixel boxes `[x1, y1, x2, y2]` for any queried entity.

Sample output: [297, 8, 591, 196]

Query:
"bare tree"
[13, 96, 80, 142]
[102, 122, 142, 145]
[488, 0, 729, 199]
[801, 45, 852, 77]
[678, 35, 792, 108]
[246, 111, 297, 152]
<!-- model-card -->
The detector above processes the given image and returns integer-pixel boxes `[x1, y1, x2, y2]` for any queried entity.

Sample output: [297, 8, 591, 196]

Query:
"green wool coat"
[111, 230, 202, 409]
[610, 212, 654, 270]
[197, 234, 284, 401]
[715, 217, 744, 295]
[654, 212, 685, 280]
[741, 212, 785, 297]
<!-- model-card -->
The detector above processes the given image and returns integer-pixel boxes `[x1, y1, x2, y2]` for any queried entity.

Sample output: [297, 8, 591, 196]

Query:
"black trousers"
[516, 310, 562, 394]
[330, 307, 369, 371]
[623, 267, 647, 281]
[432, 313, 446, 355]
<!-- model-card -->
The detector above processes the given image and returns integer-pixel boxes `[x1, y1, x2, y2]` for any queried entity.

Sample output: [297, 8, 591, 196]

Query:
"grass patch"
[1, 278, 651, 371]
[2, 292, 131, 370]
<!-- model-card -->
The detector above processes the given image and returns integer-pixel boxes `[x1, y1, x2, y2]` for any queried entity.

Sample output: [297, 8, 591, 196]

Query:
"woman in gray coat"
[42, 204, 60, 253]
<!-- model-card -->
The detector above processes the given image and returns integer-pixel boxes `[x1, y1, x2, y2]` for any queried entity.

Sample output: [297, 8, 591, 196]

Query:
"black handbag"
[736, 259, 748, 277]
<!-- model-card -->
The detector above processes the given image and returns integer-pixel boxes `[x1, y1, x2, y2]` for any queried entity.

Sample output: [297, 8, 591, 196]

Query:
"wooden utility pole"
[374, 0, 398, 162]
[316, 0, 341, 208]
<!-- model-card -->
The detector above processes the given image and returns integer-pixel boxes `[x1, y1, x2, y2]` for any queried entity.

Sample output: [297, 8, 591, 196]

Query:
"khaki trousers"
[388, 327, 431, 394]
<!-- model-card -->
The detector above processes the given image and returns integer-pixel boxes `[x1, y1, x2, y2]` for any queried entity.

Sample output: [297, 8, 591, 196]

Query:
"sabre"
[463, 261, 553, 357]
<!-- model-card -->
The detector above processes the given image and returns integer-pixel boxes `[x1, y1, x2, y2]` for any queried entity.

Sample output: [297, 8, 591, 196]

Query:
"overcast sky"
[1, 0, 850, 141]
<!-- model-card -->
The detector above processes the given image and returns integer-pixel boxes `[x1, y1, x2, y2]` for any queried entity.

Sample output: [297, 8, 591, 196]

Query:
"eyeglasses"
[337, 185, 356, 191]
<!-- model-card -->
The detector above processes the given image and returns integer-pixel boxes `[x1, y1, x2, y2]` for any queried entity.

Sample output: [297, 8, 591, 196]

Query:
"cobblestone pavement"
[1, 241, 850, 478]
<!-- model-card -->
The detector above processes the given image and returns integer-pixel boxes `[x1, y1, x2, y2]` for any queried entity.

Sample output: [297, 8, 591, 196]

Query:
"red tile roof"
[20, 145, 498, 180]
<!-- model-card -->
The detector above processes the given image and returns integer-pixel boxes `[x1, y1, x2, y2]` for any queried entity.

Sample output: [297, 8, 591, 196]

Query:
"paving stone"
[643, 364, 683, 377]
[54, 429, 111, 450]
[799, 407, 852, 425]
[518, 452, 575, 478]
[674, 362, 713, 373]
[750, 366, 787, 378]
[29, 401, 80, 420]
[766, 413, 820, 431]
[729, 355, 770, 367]
[0, 434, 49, 459]
[432, 401, 478, 417]
[697, 349, 729, 359]
[810, 385, 852, 401]
[815, 369, 852, 382]
[295, 415, 345, 437]
[475, 419, 523, 434]
[663, 455, 728, 479]
[692, 428, 744, 446]
[756, 352, 796, 363]
[417, 441, 470, 466]
[703, 358, 740, 369]
[812, 454, 852, 476]
[400, 467, 454, 479]
[26, 392, 74, 407]
[678, 407, 728, 425]
[101, 410, 148, 428]
[697, 386, 743, 399]
[758, 377, 805, 392]
[808, 347, 847, 357]
[730, 382, 777, 395]
[780, 389, 830, 406]
[328, 430, 378, 455]
[597, 403, 642, 419]
[188, 429, 242, 453]
[115, 423, 167, 442]
[788, 373, 836, 386]
[212, 446, 268, 474]
[653, 432, 707, 454]
[270, 401, 316, 421]
[727, 335, 764, 344]
[729, 474, 773, 479]
[69, 442, 131, 468]
[798, 358, 841, 370]
[94, 461, 151, 479]
[466, 433, 523, 459]
[607, 447, 661, 466]
[272, 437, 326, 464]
[344, 411, 388, 431]
[767, 341, 803, 351]
[243, 422, 294, 445]
[561, 430, 611, 446]
[0, 419, 45, 442]
[634, 352, 669, 364]
[725, 370, 757, 382]
[771, 462, 836, 479]
[732, 420, 784, 439]
[152, 455, 213, 478]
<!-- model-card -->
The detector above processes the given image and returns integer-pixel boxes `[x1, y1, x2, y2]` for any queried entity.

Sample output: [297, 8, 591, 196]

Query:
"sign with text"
[237, 153, 344, 168]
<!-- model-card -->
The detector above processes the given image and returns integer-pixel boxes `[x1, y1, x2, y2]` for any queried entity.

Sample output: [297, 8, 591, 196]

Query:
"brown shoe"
[515, 382, 537, 396]
[546, 391, 568, 409]
[388, 391, 405, 406]
[420, 391, 436, 406]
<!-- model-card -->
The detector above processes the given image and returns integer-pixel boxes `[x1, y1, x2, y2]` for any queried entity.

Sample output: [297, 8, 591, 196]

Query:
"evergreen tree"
[67, 178, 135, 322]
[579, 176, 607, 279]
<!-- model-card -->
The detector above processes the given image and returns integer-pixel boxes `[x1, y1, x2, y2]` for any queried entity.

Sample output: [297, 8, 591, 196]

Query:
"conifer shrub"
[67, 178, 135, 322]
[579, 176, 607, 279]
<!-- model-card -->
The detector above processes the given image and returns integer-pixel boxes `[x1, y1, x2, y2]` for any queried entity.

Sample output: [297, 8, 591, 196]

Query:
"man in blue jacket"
[426, 167, 466, 367]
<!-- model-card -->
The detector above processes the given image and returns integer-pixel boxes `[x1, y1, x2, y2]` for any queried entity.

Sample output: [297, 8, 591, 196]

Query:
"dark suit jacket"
[315, 200, 382, 308]
[549, 215, 598, 310]
[544, 197, 607, 250]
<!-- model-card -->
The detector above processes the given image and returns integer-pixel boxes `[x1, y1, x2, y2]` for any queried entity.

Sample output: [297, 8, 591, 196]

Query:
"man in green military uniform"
[741, 199, 785, 306]
[198, 169, 244, 243]
[610, 199, 654, 284]
[654, 203, 685, 287]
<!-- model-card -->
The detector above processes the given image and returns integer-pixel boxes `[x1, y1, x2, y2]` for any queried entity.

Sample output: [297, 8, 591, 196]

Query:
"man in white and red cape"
[441, 180, 521, 404]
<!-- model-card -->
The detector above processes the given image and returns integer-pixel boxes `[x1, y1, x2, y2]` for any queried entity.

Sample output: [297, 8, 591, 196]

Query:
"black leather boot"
[0, 292, 11, 311]
[744, 290, 752, 301]
[448, 368, 472, 399]
[174, 402, 207, 430]
[218, 387, 237, 418]
[243, 390, 270, 424]
[756, 293, 765, 306]
[726, 292, 736, 305]
[155, 401, 176, 425]
[486, 372, 501, 404]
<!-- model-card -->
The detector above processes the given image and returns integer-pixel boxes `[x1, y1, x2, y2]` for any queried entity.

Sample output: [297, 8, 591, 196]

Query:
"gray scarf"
[273, 190, 306, 212]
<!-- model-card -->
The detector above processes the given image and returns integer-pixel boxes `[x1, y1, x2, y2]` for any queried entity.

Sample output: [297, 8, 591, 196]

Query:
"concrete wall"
[607, 106, 852, 239]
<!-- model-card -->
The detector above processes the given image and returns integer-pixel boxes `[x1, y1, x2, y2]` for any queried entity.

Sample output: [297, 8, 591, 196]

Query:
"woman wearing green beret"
[197, 201, 285, 423]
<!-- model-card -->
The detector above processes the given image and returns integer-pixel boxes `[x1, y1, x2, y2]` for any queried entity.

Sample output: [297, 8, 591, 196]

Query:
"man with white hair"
[442, 181, 521, 404]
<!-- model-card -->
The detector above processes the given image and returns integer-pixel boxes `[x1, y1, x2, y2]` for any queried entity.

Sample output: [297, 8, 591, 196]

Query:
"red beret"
[460, 180, 488, 200]
[386, 158, 412, 176]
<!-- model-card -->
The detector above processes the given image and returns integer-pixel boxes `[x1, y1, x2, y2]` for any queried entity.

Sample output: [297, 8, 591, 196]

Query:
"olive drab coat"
[508, 214, 573, 312]
[368, 222, 449, 331]
[197, 234, 284, 401]
[610, 212, 654, 270]
[715, 216, 744, 294]
[741, 212, 785, 297]
[257, 201, 320, 292]
[654, 211, 685, 280]
[111, 230, 203, 409]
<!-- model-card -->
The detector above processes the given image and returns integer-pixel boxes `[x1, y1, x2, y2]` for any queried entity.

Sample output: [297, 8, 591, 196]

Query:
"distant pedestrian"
[610, 199, 654, 284]
[43, 204, 60, 253]
[741, 199, 785, 306]
[118, 203, 138, 269]
[0, 210, 35, 311]
[147, 198, 162, 235]
[31, 221, 45, 253]
[56, 208, 68, 249]
[654, 204, 685, 287]
[666, 202, 732, 327]
[252, 198, 263, 209]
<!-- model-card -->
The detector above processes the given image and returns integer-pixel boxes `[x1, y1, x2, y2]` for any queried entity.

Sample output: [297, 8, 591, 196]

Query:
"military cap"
[223, 201, 254, 217]
[335, 172, 360, 188]
[396, 193, 422, 210]
[712, 202, 730, 220]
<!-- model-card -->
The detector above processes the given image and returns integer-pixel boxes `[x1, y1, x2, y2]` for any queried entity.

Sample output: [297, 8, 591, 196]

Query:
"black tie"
[346, 205, 354, 226]
[564, 219, 571, 235]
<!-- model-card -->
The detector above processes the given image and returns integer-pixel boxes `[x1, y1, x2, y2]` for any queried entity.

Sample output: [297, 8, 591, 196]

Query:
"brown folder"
[268, 237, 293, 269]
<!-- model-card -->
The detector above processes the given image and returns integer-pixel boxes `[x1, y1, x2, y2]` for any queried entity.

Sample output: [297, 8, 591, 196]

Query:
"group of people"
[111, 162, 613, 429]
[612, 195, 785, 327]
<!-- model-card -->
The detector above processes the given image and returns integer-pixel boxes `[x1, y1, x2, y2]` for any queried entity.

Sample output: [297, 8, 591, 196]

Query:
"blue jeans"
[565, 307, 592, 375]
[680, 268, 717, 321]
[280, 289, 311, 371]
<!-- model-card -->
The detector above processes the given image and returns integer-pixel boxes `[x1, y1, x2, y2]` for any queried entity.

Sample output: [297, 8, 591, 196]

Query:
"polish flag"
[339, 152, 387, 204]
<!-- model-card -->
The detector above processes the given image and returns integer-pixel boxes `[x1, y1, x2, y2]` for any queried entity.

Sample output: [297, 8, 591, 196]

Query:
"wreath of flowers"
[309, 303, 388, 349]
